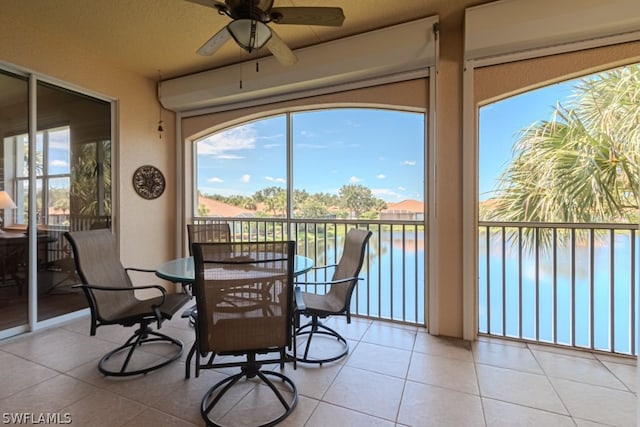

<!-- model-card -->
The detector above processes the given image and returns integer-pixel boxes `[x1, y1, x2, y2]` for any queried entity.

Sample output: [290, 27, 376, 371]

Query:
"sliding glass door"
[0, 70, 29, 332]
[0, 69, 112, 336]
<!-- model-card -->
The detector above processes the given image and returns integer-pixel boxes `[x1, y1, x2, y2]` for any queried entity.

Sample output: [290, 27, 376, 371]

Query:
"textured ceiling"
[3, 0, 491, 80]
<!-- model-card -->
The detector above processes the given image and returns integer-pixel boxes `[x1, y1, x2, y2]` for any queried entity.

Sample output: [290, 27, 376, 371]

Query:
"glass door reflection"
[0, 70, 112, 334]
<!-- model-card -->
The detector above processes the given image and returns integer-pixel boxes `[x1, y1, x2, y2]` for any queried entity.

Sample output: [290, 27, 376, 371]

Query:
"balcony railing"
[192, 217, 425, 325]
[192, 218, 638, 355]
[479, 221, 639, 356]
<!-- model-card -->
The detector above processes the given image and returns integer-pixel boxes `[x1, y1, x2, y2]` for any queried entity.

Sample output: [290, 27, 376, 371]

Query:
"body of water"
[478, 229, 639, 354]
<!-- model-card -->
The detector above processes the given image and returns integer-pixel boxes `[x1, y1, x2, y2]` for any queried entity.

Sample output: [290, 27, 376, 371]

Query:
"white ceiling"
[3, 0, 492, 80]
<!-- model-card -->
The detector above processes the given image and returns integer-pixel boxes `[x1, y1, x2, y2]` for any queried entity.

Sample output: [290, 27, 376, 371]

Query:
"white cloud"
[197, 125, 256, 158]
[50, 160, 68, 168]
[208, 177, 224, 183]
[297, 143, 328, 149]
[397, 186, 406, 191]
[376, 174, 386, 179]
[372, 188, 405, 201]
[258, 133, 284, 141]
[217, 154, 244, 160]
[349, 176, 362, 183]
[403, 160, 417, 166]
[265, 176, 286, 183]
[241, 174, 251, 183]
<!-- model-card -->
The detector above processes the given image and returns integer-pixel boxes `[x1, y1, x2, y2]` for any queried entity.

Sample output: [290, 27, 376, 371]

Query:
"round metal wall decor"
[132, 165, 165, 200]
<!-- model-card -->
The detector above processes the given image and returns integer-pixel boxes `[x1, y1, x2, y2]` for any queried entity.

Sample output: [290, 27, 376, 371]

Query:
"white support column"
[461, 59, 478, 342]
[426, 24, 439, 334]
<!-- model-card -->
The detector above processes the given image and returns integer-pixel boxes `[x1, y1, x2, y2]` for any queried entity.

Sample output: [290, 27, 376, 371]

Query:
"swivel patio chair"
[187, 223, 231, 255]
[65, 229, 190, 377]
[183, 223, 232, 374]
[293, 228, 372, 364]
[191, 240, 299, 427]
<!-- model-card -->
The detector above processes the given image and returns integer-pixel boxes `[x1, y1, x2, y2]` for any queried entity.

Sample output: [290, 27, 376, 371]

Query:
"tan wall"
[432, 11, 465, 337]
[475, 40, 640, 104]
[0, 14, 177, 270]
[182, 79, 429, 139]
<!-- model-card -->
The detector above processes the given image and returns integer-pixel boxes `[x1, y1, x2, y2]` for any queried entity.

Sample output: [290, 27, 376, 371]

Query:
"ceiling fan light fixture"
[227, 19, 272, 53]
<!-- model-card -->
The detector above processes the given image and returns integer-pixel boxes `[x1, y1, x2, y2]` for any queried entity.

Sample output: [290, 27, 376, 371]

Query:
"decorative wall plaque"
[132, 165, 165, 200]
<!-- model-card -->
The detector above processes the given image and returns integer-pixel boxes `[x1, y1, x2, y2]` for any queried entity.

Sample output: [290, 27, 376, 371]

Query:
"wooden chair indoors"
[293, 228, 372, 364]
[191, 240, 299, 427]
[65, 229, 190, 377]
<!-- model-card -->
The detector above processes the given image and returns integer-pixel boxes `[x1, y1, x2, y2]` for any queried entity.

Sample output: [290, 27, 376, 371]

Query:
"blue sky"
[197, 108, 425, 203]
[479, 80, 575, 201]
[196, 80, 583, 205]
[34, 127, 70, 177]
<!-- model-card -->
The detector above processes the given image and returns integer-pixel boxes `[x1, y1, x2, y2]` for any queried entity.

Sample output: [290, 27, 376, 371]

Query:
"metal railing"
[479, 221, 639, 355]
[193, 217, 426, 325]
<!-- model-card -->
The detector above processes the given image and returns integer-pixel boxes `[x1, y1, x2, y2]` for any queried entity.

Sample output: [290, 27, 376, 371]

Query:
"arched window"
[194, 108, 425, 221]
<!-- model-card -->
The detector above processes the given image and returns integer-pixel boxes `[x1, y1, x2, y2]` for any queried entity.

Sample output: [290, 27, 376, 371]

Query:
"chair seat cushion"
[104, 292, 190, 323]
[300, 291, 344, 315]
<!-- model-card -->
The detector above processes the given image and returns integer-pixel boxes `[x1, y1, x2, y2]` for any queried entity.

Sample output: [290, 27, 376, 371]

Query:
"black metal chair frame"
[191, 241, 300, 427]
[293, 275, 364, 364]
[293, 229, 372, 365]
[65, 231, 189, 377]
[76, 276, 184, 377]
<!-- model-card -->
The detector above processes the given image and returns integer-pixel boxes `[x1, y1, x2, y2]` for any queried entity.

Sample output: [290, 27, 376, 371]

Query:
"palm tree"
[489, 65, 639, 227]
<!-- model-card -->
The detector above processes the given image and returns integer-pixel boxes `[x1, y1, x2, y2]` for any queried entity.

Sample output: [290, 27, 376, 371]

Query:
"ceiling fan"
[187, 0, 345, 66]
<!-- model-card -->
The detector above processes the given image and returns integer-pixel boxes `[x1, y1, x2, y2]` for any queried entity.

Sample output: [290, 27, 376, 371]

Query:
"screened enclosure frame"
[175, 71, 438, 329]
[461, 0, 640, 342]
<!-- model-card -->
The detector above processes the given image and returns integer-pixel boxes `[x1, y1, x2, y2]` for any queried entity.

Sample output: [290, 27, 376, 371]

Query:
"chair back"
[65, 229, 135, 322]
[192, 241, 295, 355]
[329, 228, 372, 307]
[187, 223, 231, 255]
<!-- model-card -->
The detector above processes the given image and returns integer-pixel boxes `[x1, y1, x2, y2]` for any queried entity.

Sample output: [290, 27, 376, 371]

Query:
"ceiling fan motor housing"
[220, 0, 274, 22]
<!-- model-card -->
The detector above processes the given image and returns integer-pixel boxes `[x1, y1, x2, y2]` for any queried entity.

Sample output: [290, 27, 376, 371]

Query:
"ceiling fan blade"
[265, 29, 298, 66]
[270, 7, 345, 27]
[197, 27, 232, 56]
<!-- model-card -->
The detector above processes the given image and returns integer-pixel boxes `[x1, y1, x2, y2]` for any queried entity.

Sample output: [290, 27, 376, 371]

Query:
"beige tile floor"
[0, 314, 637, 426]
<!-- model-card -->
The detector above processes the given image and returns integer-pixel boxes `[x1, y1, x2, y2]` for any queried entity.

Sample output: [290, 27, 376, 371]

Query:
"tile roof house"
[380, 199, 424, 221]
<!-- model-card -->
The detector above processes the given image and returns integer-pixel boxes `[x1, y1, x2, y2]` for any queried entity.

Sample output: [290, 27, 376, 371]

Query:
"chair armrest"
[72, 283, 167, 294]
[308, 264, 338, 272]
[71, 283, 167, 305]
[73, 283, 167, 328]
[294, 286, 306, 311]
[125, 267, 157, 274]
[294, 276, 362, 287]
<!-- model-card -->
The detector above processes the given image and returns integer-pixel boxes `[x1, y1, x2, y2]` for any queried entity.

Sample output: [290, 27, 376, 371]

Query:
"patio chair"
[64, 229, 190, 377]
[293, 228, 372, 364]
[187, 223, 231, 255]
[183, 223, 232, 370]
[191, 240, 299, 427]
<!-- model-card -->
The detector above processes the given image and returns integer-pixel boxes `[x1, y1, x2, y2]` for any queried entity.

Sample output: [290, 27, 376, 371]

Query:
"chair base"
[99, 326, 183, 377]
[201, 365, 297, 427]
[293, 320, 349, 365]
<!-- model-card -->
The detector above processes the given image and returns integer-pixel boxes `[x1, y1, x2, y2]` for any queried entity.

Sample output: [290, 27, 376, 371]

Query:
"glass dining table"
[155, 254, 314, 285]
[155, 253, 314, 379]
